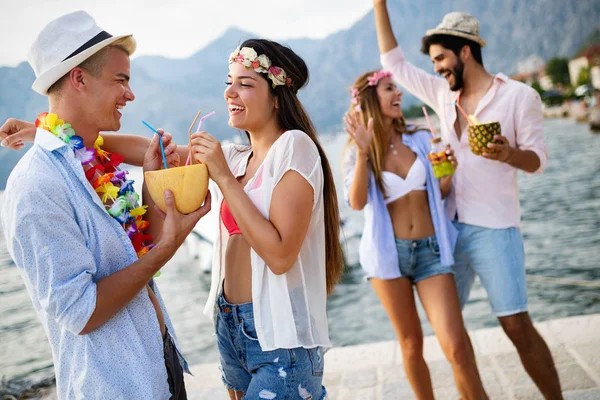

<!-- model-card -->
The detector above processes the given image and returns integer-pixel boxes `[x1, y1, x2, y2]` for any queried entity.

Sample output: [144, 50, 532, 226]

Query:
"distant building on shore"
[568, 44, 600, 89]
[512, 65, 553, 91]
[516, 55, 546, 76]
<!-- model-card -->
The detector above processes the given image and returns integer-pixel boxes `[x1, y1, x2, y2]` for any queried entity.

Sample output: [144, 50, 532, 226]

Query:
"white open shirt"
[203, 130, 331, 351]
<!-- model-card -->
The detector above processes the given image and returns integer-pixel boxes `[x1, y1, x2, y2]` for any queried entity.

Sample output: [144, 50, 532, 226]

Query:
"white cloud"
[0, 0, 373, 67]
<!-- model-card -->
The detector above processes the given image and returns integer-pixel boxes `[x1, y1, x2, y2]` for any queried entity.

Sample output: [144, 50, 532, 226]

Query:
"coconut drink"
[141, 115, 211, 214]
[144, 163, 209, 214]
[421, 106, 455, 179]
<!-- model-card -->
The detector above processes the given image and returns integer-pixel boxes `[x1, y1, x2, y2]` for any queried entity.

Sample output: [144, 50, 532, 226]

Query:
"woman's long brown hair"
[240, 39, 344, 294]
[347, 70, 420, 196]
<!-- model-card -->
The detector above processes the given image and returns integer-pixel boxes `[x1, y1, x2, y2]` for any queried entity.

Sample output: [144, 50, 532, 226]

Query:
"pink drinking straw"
[185, 111, 216, 166]
[422, 106, 437, 139]
[454, 101, 473, 125]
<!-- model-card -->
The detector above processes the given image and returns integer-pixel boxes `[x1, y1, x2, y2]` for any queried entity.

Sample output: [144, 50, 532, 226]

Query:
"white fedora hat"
[425, 12, 486, 48]
[28, 11, 136, 95]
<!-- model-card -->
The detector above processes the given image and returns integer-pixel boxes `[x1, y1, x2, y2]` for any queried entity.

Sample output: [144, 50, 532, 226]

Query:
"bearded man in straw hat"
[372, 1, 562, 398]
[0, 11, 211, 399]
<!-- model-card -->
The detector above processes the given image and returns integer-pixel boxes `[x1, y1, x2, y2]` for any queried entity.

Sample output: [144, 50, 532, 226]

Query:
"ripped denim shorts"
[216, 294, 327, 399]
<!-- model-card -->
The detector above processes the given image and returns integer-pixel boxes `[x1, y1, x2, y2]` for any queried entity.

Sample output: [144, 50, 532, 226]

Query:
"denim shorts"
[215, 295, 327, 399]
[395, 235, 454, 283]
[452, 222, 528, 317]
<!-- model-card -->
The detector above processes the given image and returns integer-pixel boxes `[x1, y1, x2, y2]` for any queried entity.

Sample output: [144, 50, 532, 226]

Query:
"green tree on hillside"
[576, 67, 592, 87]
[531, 80, 545, 96]
[545, 58, 570, 86]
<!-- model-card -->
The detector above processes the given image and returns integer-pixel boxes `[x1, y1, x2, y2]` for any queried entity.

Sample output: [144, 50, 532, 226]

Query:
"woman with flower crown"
[185, 39, 342, 399]
[342, 70, 488, 399]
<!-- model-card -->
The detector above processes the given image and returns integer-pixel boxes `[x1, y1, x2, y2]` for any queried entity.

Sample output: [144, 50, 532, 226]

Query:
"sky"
[0, 0, 373, 67]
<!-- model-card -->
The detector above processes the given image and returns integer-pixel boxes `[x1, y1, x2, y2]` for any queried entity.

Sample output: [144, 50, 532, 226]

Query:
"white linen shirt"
[381, 46, 548, 229]
[203, 130, 331, 351]
[1, 129, 185, 400]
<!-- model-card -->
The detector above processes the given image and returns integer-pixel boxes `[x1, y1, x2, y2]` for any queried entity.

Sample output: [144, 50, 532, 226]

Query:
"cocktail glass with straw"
[422, 107, 455, 179]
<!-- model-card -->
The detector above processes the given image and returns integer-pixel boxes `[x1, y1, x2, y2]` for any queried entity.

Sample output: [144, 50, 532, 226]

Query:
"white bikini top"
[382, 157, 427, 204]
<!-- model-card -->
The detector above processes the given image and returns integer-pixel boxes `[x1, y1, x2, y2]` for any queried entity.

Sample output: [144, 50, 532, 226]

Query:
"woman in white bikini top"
[343, 68, 487, 399]
[381, 157, 427, 204]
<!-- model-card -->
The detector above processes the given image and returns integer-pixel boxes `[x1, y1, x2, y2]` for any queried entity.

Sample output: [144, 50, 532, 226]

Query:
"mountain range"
[1, 0, 599, 189]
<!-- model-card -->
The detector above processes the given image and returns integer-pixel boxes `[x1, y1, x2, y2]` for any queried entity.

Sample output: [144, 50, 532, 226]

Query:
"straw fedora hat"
[28, 11, 136, 95]
[425, 12, 486, 48]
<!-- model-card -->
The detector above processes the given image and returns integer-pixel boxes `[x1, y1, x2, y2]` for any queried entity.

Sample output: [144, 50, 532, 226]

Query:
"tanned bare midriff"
[387, 191, 435, 239]
[223, 153, 261, 305]
[224, 236, 253, 304]
[384, 135, 435, 240]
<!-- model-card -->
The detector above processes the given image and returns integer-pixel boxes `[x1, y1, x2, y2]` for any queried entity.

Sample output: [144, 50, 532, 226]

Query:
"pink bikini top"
[221, 156, 265, 236]
[220, 199, 242, 236]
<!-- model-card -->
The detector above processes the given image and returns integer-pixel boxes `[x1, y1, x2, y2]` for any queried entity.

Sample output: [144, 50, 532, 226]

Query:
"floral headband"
[229, 47, 293, 89]
[367, 70, 392, 86]
[351, 70, 393, 112]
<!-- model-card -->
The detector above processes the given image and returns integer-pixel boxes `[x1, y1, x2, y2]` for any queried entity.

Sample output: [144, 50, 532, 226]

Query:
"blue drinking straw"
[141, 120, 168, 169]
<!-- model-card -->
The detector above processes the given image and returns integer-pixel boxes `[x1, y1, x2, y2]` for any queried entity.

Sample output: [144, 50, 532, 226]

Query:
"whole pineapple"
[466, 117, 502, 156]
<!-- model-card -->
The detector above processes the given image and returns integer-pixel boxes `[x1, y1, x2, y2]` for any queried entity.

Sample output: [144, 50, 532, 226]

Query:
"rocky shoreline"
[0, 376, 55, 400]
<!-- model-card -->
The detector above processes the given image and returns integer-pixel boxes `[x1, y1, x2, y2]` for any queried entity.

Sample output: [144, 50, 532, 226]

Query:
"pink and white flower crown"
[367, 70, 392, 86]
[351, 70, 393, 112]
[229, 47, 293, 89]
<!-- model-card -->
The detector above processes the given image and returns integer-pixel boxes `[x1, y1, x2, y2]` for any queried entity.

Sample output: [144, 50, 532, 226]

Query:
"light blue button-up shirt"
[343, 128, 458, 279]
[1, 129, 186, 399]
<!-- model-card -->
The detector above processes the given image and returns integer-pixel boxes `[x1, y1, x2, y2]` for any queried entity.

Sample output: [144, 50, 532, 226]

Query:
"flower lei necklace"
[35, 112, 154, 259]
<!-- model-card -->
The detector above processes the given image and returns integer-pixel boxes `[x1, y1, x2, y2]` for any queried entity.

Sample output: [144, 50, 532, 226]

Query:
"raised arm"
[343, 111, 374, 210]
[373, 0, 398, 54]
[373, 0, 449, 112]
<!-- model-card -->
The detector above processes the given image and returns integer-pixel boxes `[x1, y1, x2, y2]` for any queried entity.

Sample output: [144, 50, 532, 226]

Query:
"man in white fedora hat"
[372, 1, 562, 398]
[0, 11, 211, 399]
